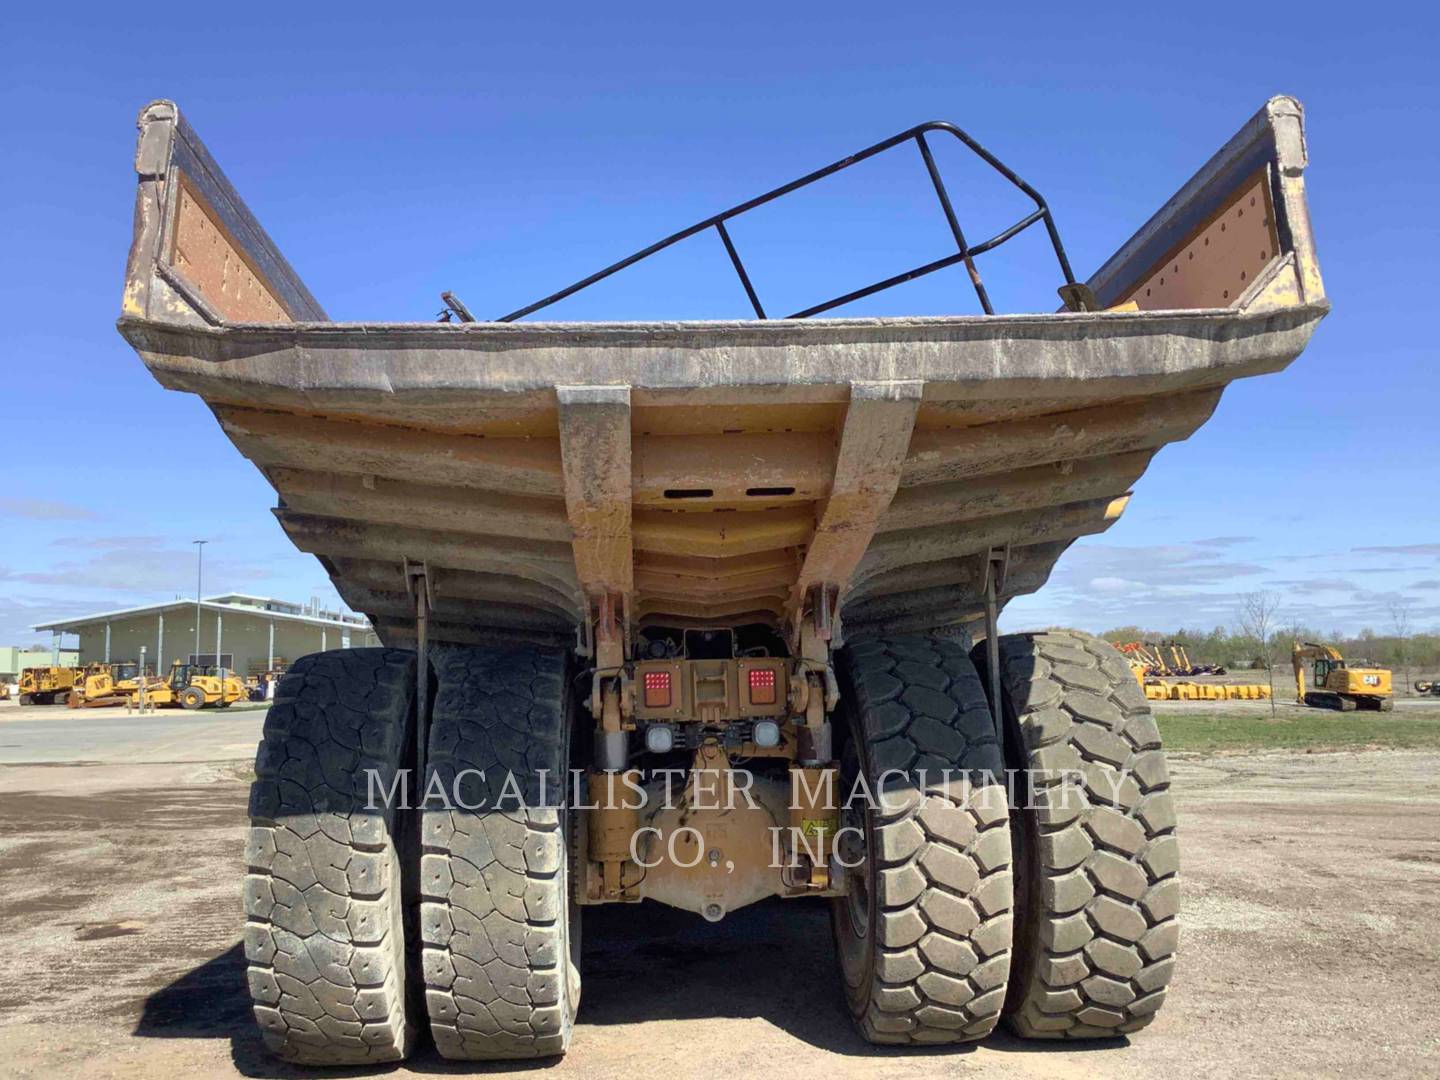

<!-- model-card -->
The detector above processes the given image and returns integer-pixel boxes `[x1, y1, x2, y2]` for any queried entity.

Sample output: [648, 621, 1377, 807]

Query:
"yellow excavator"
[1293, 642, 1393, 712]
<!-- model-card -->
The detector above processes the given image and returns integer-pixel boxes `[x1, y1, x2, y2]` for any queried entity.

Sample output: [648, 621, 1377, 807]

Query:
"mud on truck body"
[117, 97, 1325, 1062]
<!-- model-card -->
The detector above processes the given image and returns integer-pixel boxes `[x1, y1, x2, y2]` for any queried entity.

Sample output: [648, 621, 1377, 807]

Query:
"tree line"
[1099, 623, 1440, 672]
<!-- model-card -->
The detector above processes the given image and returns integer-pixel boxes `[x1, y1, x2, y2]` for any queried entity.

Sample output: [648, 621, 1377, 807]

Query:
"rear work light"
[748, 668, 777, 705]
[643, 670, 672, 709]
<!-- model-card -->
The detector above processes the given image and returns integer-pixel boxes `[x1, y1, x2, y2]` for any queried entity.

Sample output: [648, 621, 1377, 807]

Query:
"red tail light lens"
[748, 668, 777, 705]
[643, 670, 672, 708]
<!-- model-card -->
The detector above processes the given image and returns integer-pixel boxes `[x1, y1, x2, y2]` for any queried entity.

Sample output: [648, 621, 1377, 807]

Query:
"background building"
[1, 645, 79, 682]
[33, 595, 379, 676]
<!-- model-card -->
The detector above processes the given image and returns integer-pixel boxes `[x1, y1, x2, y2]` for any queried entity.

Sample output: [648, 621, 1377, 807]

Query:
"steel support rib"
[983, 547, 1007, 766]
[792, 380, 922, 634]
[556, 385, 634, 641]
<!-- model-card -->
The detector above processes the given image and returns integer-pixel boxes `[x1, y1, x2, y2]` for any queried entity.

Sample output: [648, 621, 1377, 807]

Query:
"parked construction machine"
[68, 661, 149, 708]
[150, 662, 247, 709]
[66, 660, 245, 709]
[1117, 640, 1225, 678]
[1293, 642, 1393, 711]
[115, 96, 1325, 1062]
[16, 665, 79, 706]
[1117, 640, 1261, 700]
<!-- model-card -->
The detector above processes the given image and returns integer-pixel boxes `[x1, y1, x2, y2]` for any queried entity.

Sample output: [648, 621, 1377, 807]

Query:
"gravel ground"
[0, 722, 1437, 1078]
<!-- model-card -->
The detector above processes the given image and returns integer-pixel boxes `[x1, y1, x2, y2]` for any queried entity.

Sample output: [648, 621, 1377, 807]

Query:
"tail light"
[748, 667, 777, 705]
[642, 670, 672, 708]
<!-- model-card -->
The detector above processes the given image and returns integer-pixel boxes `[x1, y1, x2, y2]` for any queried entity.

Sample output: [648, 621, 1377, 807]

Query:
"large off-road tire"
[419, 643, 580, 1060]
[244, 648, 418, 1064]
[833, 636, 1014, 1045]
[179, 686, 207, 710]
[980, 630, 1178, 1039]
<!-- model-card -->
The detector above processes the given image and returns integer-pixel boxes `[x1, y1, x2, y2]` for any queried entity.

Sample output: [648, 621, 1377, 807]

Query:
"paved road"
[0, 705, 266, 765]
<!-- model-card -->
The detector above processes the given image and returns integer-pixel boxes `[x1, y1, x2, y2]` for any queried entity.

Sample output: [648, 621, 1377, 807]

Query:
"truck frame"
[116, 96, 1325, 1062]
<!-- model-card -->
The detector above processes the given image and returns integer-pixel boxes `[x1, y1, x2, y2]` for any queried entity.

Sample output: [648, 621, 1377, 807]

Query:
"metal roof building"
[33, 594, 379, 675]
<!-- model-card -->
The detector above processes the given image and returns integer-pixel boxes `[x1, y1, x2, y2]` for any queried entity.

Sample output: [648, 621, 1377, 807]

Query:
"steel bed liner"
[117, 96, 1326, 650]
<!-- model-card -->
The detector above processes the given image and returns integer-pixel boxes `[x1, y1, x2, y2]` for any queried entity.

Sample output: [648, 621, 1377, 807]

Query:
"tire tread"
[419, 643, 575, 1060]
[989, 630, 1178, 1039]
[839, 636, 1013, 1045]
[244, 647, 417, 1064]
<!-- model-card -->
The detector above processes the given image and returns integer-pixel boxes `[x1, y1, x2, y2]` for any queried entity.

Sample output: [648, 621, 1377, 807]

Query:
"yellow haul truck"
[1293, 642, 1393, 711]
[16, 666, 80, 706]
[116, 97, 1326, 1062]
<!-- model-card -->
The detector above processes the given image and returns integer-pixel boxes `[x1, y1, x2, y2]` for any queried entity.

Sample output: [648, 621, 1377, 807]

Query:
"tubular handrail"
[456, 120, 1083, 323]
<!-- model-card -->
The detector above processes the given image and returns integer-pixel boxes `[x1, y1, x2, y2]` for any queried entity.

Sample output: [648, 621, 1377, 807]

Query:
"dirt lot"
[1, 709, 1438, 1078]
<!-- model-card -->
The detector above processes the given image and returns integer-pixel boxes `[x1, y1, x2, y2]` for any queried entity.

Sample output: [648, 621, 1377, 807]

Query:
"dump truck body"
[116, 97, 1324, 1061]
[120, 96, 1324, 654]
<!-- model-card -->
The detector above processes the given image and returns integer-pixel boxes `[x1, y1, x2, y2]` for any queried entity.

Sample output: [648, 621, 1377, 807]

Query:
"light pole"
[193, 540, 208, 665]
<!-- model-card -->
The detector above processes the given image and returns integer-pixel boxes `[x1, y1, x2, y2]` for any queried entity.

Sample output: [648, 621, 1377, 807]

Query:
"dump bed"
[117, 97, 1326, 651]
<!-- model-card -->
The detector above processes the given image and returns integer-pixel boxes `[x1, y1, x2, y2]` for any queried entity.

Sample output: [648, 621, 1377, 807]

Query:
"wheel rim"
[841, 800, 871, 939]
[831, 721, 876, 1007]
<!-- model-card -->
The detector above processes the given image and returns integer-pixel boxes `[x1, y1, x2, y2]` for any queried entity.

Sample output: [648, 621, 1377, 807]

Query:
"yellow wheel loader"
[160, 663, 247, 710]
[115, 96, 1328, 1061]
[1293, 642, 1393, 712]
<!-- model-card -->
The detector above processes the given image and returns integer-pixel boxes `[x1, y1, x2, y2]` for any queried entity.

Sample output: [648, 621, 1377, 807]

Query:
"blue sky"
[3, 3, 1437, 646]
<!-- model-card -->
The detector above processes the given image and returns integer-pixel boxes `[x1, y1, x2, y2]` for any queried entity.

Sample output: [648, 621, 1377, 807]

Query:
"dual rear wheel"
[244, 644, 576, 1065]
[244, 630, 1177, 1062]
[832, 630, 1178, 1044]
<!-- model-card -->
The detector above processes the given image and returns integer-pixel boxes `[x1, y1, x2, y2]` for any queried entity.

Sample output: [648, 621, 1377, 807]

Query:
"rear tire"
[244, 648, 418, 1064]
[833, 636, 1013, 1045]
[419, 643, 580, 1060]
[179, 686, 207, 710]
[979, 630, 1178, 1039]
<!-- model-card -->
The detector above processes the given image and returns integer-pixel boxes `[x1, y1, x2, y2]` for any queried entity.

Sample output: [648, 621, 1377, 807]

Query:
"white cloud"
[1353, 543, 1440, 557]
[1089, 576, 1144, 593]
[0, 498, 97, 521]
[1191, 536, 1256, 548]
[1003, 538, 1440, 636]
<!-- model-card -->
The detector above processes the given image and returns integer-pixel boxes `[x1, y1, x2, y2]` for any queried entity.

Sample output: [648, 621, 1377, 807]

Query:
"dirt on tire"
[418, 642, 579, 1060]
[981, 630, 1178, 1039]
[243, 648, 418, 1064]
[834, 635, 1014, 1045]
